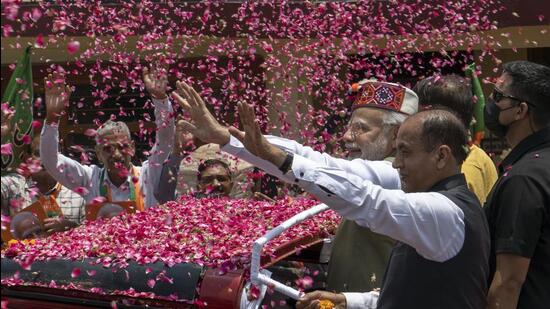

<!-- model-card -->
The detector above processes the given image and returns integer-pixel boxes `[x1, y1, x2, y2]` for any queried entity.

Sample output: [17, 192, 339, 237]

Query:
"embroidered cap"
[351, 80, 418, 115]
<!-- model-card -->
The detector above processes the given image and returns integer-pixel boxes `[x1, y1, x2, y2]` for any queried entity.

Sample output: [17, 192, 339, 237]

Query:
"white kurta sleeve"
[290, 154, 466, 262]
[343, 291, 379, 309]
[141, 97, 175, 207]
[221, 135, 401, 190]
[40, 123, 94, 191]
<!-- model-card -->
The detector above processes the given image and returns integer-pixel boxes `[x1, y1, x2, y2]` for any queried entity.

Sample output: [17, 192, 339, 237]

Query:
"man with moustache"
[170, 79, 418, 293]
[40, 67, 174, 210]
[234, 105, 490, 309]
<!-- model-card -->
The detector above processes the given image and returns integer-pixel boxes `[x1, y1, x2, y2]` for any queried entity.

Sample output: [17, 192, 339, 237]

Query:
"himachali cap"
[350, 80, 419, 115]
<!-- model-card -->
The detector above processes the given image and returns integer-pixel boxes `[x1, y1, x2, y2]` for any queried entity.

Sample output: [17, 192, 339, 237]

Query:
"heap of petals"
[2, 196, 339, 271]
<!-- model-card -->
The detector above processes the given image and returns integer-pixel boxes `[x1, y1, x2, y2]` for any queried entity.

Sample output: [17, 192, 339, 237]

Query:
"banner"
[1, 46, 34, 172]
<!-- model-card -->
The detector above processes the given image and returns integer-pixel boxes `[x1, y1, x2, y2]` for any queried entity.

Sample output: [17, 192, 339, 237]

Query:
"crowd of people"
[1, 60, 549, 309]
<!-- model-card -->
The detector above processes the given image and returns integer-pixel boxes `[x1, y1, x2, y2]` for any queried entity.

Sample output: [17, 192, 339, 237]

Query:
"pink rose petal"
[84, 129, 97, 137]
[35, 34, 44, 48]
[67, 41, 80, 55]
[71, 268, 81, 278]
[74, 187, 89, 196]
[1, 144, 12, 155]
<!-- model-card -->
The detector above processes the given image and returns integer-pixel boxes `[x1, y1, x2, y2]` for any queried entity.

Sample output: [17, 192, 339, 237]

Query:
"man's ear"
[392, 125, 400, 140]
[435, 145, 453, 170]
[127, 140, 136, 157]
[516, 102, 530, 121]
[390, 125, 400, 149]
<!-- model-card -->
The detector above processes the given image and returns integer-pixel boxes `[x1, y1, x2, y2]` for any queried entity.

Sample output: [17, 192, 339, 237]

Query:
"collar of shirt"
[100, 168, 134, 199]
[499, 126, 550, 174]
[429, 173, 467, 192]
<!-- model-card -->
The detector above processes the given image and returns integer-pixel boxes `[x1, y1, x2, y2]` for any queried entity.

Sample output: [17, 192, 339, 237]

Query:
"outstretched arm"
[154, 120, 201, 204]
[40, 73, 93, 192]
[141, 66, 175, 207]
[233, 102, 466, 263]
[170, 81, 400, 189]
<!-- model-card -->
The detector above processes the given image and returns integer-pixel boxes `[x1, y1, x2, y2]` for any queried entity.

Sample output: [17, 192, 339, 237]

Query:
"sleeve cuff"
[265, 135, 295, 151]
[221, 134, 245, 155]
[290, 153, 317, 182]
[495, 238, 535, 258]
[343, 291, 378, 309]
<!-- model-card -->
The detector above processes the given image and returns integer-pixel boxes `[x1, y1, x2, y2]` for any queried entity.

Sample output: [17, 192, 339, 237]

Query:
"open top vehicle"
[1, 197, 338, 308]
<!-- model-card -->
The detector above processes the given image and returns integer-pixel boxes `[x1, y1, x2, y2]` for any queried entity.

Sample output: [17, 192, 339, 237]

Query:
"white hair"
[95, 120, 131, 143]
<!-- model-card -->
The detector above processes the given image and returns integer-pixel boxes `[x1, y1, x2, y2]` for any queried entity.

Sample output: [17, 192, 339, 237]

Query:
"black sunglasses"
[491, 87, 525, 104]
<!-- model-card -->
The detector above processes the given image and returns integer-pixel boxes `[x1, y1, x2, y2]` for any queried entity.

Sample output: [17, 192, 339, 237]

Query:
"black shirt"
[485, 126, 550, 309]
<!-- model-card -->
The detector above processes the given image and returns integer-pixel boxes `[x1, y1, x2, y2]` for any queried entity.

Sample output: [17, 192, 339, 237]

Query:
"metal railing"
[249, 203, 330, 300]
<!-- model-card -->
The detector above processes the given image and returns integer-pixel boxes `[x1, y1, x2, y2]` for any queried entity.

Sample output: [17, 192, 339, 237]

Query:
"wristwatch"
[278, 152, 294, 174]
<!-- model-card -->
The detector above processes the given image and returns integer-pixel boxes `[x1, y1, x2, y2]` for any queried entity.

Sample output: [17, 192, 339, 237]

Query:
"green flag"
[1, 46, 34, 172]
[465, 63, 485, 145]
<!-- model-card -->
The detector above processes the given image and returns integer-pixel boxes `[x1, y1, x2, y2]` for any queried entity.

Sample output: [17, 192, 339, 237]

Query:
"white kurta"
[40, 98, 174, 208]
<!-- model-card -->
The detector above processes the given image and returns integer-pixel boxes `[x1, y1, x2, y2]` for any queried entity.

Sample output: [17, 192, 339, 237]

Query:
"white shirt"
[264, 135, 401, 190]
[222, 135, 466, 309]
[40, 98, 174, 208]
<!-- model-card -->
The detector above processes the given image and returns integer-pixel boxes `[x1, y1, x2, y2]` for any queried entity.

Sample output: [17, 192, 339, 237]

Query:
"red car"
[2, 205, 334, 309]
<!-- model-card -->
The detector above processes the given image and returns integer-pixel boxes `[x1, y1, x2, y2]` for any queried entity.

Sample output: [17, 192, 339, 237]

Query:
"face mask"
[484, 97, 516, 138]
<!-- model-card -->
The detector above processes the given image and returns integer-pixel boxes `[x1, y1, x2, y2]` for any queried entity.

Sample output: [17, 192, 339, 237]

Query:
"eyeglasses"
[491, 87, 524, 104]
[347, 122, 370, 141]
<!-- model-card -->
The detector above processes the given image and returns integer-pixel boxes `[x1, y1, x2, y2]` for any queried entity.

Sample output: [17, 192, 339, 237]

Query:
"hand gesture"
[229, 102, 286, 168]
[45, 73, 72, 124]
[296, 291, 347, 309]
[173, 118, 205, 155]
[143, 66, 168, 100]
[170, 81, 230, 145]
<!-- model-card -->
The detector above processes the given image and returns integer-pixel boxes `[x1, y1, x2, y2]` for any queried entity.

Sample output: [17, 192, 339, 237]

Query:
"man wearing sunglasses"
[484, 60, 550, 309]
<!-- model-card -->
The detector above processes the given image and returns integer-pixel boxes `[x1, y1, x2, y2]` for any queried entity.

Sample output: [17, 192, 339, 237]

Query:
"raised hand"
[170, 80, 230, 145]
[173, 118, 205, 156]
[229, 102, 286, 168]
[143, 66, 168, 100]
[45, 73, 72, 124]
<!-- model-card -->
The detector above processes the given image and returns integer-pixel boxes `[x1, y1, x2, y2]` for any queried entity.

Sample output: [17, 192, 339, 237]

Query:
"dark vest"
[326, 156, 396, 292]
[377, 174, 490, 309]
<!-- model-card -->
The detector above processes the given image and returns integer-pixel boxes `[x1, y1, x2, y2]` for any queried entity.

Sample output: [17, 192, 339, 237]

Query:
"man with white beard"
[321, 80, 418, 292]
[170, 79, 419, 294]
